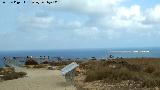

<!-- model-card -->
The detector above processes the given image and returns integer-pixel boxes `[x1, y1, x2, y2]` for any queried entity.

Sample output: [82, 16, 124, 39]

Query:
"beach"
[0, 68, 76, 90]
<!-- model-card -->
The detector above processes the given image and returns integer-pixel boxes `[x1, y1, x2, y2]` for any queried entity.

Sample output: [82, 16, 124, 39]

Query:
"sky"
[0, 0, 160, 51]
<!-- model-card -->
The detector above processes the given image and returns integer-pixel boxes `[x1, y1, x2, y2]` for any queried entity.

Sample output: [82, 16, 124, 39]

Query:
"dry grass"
[2, 72, 27, 80]
[0, 68, 27, 81]
[33, 64, 47, 68]
[49, 61, 83, 66]
[81, 58, 160, 88]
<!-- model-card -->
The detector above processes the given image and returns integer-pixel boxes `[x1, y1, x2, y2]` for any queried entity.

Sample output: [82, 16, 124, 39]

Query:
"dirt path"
[0, 69, 76, 90]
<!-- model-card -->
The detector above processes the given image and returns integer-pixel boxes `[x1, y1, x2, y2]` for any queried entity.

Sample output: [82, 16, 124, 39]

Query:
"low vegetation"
[0, 67, 27, 81]
[25, 59, 38, 65]
[2, 72, 27, 80]
[32, 65, 47, 68]
[80, 58, 160, 88]
[49, 60, 83, 66]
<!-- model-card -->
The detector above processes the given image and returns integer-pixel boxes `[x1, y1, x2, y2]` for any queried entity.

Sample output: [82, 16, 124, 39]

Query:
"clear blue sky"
[0, 0, 160, 51]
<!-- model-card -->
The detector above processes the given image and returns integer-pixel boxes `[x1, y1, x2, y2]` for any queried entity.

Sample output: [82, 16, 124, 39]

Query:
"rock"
[109, 64, 116, 69]
[155, 87, 159, 90]
[0, 75, 4, 77]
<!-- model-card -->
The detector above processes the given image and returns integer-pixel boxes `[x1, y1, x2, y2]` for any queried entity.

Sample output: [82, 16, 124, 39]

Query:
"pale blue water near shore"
[0, 48, 160, 67]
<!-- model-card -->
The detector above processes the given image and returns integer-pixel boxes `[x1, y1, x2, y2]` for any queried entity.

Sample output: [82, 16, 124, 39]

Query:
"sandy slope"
[0, 68, 76, 90]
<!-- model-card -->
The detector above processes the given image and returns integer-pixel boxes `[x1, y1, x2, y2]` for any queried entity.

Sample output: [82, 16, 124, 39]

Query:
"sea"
[0, 48, 160, 67]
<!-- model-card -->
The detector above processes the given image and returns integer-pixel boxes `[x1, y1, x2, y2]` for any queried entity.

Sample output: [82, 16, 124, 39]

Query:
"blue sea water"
[0, 48, 160, 67]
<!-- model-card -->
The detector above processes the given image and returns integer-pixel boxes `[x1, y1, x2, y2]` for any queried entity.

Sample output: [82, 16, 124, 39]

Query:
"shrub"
[153, 71, 160, 77]
[0, 68, 3, 71]
[50, 61, 82, 66]
[85, 67, 133, 82]
[41, 61, 49, 64]
[2, 72, 27, 80]
[25, 59, 38, 65]
[115, 67, 132, 80]
[2, 72, 18, 80]
[85, 68, 107, 82]
[0, 67, 15, 75]
[125, 64, 143, 72]
[144, 65, 155, 73]
[33, 65, 46, 68]
[82, 59, 160, 88]
[142, 79, 160, 88]
[17, 72, 27, 77]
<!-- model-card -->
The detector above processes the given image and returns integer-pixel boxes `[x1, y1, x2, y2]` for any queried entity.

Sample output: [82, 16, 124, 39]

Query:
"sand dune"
[0, 68, 76, 90]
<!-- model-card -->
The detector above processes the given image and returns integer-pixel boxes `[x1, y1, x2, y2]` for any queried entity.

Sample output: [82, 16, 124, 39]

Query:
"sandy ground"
[0, 68, 76, 90]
